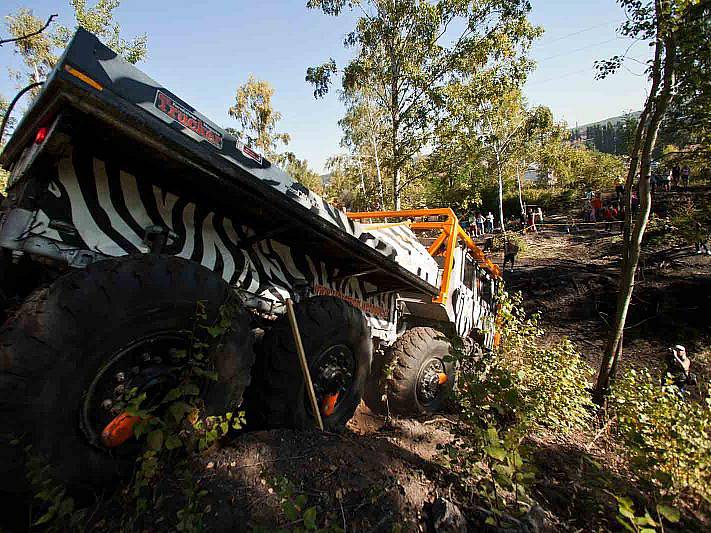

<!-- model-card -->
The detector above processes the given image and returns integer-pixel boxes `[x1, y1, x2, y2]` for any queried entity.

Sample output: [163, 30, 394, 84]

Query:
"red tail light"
[34, 127, 48, 144]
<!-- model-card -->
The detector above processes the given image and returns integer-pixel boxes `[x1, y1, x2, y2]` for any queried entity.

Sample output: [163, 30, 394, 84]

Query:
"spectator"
[631, 192, 640, 215]
[615, 181, 625, 201]
[663, 345, 695, 392]
[503, 238, 519, 272]
[485, 211, 495, 233]
[536, 207, 544, 224]
[592, 193, 603, 221]
[681, 165, 691, 190]
[565, 215, 578, 234]
[602, 204, 615, 232]
[526, 208, 537, 233]
[476, 212, 485, 236]
[664, 169, 673, 192]
[611, 203, 619, 220]
[671, 164, 681, 189]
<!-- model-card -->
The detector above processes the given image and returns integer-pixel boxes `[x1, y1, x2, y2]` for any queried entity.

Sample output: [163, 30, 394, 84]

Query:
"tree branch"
[0, 13, 58, 47]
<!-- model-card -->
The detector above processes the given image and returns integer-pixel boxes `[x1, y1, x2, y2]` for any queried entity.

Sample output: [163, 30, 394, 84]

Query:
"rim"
[80, 333, 190, 451]
[416, 358, 447, 408]
[309, 343, 356, 419]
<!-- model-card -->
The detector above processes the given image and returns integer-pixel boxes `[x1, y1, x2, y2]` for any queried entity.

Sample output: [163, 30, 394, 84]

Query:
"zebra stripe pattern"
[35, 146, 399, 340]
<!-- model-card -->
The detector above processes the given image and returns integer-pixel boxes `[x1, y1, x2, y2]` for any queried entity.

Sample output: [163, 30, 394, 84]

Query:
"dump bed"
[0, 29, 439, 296]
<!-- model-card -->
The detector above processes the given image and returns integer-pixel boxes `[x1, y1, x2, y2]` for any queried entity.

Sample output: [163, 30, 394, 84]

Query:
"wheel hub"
[311, 344, 355, 418]
[416, 359, 447, 406]
[80, 334, 190, 451]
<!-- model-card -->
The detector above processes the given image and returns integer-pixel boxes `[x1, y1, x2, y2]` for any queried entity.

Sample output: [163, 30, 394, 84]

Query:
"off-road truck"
[0, 29, 500, 490]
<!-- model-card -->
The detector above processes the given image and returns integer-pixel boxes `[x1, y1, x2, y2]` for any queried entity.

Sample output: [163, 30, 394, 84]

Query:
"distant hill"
[570, 111, 642, 155]
[571, 111, 642, 134]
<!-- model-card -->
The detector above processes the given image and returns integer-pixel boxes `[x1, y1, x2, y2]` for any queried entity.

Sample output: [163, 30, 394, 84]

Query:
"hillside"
[570, 110, 642, 134]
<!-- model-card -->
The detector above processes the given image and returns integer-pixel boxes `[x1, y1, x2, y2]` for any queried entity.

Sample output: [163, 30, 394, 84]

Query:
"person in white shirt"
[485, 212, 494, 233]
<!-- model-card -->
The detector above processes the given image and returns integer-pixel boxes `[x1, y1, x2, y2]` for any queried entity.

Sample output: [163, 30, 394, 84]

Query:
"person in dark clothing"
[615, 181, 625, 201]
[663, 345, 695, 391]
[503, 239, 519, 272]
[671, 164, 681, 189]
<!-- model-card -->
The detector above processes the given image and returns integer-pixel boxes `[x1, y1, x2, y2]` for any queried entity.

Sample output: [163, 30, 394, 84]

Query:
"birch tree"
[305, 0, 539, 210]
[594, 0, 695, 399]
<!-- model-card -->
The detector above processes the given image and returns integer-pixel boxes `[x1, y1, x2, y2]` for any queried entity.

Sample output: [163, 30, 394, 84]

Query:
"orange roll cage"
[347, 208, 501, 304]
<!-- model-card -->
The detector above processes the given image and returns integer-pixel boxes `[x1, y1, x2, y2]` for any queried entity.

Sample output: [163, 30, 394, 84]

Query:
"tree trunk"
[516, 162, 525, 216]
[595, 3, 676, 400]
[495, 149, 505, 232]
[364, 102, 385, 210]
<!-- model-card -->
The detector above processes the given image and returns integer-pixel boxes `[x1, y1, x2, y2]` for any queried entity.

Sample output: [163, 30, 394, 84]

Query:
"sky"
[1, 1, 652, 173]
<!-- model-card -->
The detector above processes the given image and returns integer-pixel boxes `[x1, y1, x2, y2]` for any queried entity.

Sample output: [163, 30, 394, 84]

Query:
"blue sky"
[1, 1, 650, 172]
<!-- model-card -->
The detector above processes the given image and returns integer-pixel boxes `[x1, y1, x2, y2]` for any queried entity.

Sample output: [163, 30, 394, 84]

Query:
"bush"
[454, 290, 593, 434]
[611, 369, 711, 499]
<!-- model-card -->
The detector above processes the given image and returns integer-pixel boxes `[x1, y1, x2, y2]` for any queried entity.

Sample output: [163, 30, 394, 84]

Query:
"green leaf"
[147, 429, 164, 451]
[206, 326, 223, 338]
[168, 401, 192, 423]
[484, 446, 507, 461]
[656, 504, 680, 523]
[283, 500, 298, 521]
[303, 507, 318, 530]
[182, 383, 200, 396]
[165, 434, 182, 450]
[486, 427, 499, 446]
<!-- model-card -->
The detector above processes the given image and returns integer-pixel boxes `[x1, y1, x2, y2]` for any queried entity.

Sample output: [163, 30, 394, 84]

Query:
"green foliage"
[610, 493, 680, 533]
[5, 1, 146, 92]
[440, 426, 536, 526]
[121, 297, 247, 526]
[669, 197, 711, 247]
[611, 369, 711, 499]
[570, 116, 638, 155]
[454, 290, 593, 433]
[491, 233, 527, 255]
[24, 446, 85, 531]
[55, 1, 148, 64]
[4, 8, 58, 87]
[287, 158, 325, 195]
[228, 75, 291, 163]
[307, 0, 541, 208]
[254, 473, 343, 532]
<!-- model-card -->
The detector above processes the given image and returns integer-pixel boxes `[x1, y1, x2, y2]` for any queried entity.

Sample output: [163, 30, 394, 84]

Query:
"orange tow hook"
[321, 393, 339, 417]
[437, 372, 448, 385]
[101, 412, 141, 448]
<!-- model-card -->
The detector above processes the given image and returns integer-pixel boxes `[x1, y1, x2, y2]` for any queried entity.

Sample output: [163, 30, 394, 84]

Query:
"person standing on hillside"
[681, 165, 691, 190]
[503, 238, 520, 272]
[592, 193, 603, 222]
[485, 211, 494, 233]
[615, 181, 625, 201]
[671, 164, 681, 190]
[476, 212, 485, 236]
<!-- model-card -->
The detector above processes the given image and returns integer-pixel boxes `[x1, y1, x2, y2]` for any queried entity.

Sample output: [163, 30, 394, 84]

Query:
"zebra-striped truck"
[0, 29, 500, 490]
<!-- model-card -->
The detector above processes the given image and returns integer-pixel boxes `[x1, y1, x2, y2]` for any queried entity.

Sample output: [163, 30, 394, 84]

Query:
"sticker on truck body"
[154, 90, 223, 149]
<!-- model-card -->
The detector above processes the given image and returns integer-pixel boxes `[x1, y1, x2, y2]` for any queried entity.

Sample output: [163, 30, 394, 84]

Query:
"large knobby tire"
[247, 296, 372, 432]
[0, 255, 255, 492]
[363, 327, 454, 416]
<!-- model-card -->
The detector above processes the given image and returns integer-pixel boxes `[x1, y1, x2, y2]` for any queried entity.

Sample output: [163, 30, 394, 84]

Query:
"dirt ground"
[81, 192, 711, 532]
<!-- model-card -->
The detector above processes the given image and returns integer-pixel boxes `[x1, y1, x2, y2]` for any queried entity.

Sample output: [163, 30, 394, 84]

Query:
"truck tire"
[363, 327, 453, 416]
[0, 255, 255, 492]
[247, 296, 372, 432]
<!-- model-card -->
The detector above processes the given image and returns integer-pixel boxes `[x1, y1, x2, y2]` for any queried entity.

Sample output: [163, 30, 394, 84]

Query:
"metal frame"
[347, 208, 501, 304]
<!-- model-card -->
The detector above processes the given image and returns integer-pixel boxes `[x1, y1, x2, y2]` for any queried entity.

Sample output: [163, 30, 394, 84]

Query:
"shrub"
[611, 369, 711, 499]
[454, 290, 594, 434]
